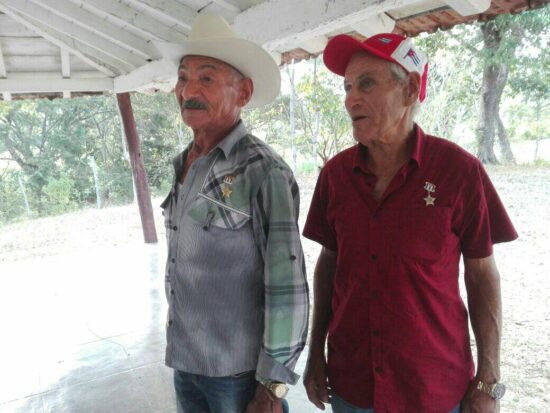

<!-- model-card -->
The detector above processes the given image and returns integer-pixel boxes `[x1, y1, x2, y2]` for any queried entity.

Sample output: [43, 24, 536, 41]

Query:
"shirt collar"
[216, 119, 248, 159]
[352, 124, 426, 173]
[172, 120, 248, 180]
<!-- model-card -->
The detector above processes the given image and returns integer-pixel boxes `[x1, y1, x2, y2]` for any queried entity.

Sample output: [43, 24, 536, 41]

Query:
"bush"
[42, 176, 77, 215]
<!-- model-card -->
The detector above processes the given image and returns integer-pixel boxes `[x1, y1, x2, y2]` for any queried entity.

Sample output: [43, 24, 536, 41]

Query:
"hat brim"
[154, 38, 281, 109]
[323, 34, 398, 77]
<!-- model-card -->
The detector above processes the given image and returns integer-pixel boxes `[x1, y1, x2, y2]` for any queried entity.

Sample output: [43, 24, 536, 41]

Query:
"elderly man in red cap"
[302, 33, 517, 413]
[156, 13, 309, 413]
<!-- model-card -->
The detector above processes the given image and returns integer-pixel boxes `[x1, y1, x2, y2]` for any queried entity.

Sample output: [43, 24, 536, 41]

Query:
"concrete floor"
[0, 243, 327, 413]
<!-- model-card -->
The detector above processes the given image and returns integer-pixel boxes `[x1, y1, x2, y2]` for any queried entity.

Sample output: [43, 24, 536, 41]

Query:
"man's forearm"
[464, 255, 502, 382]
[309, 247, 336, 358]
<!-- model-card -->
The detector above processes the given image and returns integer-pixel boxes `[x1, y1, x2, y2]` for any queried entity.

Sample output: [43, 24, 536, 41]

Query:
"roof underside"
[0, 0, 547, 100]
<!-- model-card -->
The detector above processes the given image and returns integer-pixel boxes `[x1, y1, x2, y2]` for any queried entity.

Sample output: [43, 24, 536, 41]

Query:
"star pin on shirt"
[423, 181, 436, 206]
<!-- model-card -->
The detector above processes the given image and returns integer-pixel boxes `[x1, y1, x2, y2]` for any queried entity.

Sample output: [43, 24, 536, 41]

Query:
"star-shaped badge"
[222, 185, 232, 198]
[424, 194, 436, 206]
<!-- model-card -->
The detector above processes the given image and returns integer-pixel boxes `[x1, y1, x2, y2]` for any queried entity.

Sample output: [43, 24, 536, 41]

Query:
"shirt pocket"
[398, 206, 451, 262]
[189, 192, 251, 231]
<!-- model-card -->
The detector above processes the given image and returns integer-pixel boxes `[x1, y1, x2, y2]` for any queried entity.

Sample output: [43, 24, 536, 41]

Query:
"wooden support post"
[116, 92, 158, 244]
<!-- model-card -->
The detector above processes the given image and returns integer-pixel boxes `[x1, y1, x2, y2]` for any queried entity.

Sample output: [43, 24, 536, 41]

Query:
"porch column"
[116, 92, 158, 244]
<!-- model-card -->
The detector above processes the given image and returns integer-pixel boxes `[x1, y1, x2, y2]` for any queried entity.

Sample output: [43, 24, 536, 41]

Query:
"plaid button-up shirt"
[162, 121, 309, 384]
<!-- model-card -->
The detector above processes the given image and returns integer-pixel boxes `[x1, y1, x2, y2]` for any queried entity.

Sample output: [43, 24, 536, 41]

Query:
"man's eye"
[177, 76, 187, 83]
[359, 79, 374, 89]
[343, 84, 351, 93]
[201, 76, 212, 83]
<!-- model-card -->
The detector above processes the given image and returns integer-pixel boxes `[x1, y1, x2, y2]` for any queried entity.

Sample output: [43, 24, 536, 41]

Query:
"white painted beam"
[443, 0, 490, 15]
[114, 58, 176, 93]
[3, 92, 11, 100]
[84, 0, 187, 43]
[24, 15, 132, 74]
[352, 13, 396, 37]
[0, 42, 6, 78]
[0, 77, 113, 93]
[233, 0, 418, 51]
[210, 0, 241, 13]
[1, 0, 145, 68]
[128, 0, 196, 31]
[33, 0, 160, 60]
[61, 49, 70, 78]
[0, 2, 117, 76]
[295, 36, 328, 54]
[7, 72, 109, 80]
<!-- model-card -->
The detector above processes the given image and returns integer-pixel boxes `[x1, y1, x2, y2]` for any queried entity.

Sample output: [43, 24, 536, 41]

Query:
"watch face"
[493, 383, 506, 400]
[271, 383, 289, 398]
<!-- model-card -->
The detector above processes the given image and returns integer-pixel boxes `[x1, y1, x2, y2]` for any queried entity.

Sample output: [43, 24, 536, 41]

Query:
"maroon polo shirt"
[303, 125, 517, 413]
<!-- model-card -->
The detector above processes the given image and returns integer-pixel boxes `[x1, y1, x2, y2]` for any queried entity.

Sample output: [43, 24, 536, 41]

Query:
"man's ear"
[404, 72, 421, 106]
[237, 77, 254, 107]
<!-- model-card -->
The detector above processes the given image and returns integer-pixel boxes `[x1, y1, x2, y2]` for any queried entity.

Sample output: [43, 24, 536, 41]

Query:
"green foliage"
[0, 170, 27, 223]
[42, 175, 77, 215]
[0, 92, 183, 223]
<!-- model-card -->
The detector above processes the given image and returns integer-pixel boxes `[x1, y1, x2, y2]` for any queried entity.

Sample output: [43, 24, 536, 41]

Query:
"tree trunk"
[497, 115, 515, 163]
[312, 57, 320, 168]
[477, 22, 515, 164]
[286, 62, 297, 172]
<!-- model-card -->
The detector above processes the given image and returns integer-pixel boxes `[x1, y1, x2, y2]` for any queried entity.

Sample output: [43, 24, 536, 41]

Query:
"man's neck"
[366, 124, 415, 179]
[191, 119, 240, 157]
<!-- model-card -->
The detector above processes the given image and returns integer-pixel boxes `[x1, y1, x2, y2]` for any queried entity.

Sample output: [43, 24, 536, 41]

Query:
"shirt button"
[371, 291, 379, 299]
[374, 367, 383, 373]
[372, 330, 380, 337]
[168, 320, 173, 326]
[370, 254, 377, 261]
[172, 225, 178, 231]
[171, 258, 175, 263]
[170, 289, 175, 295]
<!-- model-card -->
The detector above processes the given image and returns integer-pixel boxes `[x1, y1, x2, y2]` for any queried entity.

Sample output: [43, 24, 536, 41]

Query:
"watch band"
[476, 380, 506, 400]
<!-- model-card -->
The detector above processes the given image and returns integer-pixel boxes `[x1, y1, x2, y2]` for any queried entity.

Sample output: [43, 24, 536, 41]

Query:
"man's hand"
[303, 353, 330, 410]
[461, 382, 500, 413]
[245, 383, 284, 413]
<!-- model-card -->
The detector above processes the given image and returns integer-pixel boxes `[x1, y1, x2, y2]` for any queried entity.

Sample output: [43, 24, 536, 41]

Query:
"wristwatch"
[476, 380, 506, 400]
[264, 381, 289, 399]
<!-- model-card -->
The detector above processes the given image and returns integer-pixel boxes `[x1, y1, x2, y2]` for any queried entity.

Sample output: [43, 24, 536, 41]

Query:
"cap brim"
[323, 34, 397, 77]
[154, 38, 281, 109]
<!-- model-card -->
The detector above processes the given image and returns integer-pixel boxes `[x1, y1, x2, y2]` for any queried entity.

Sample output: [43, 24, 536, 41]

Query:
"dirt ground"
[1, 165, 549, 412]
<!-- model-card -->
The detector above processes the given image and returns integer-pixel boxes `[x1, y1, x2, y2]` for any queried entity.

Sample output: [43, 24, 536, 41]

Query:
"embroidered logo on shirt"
[423, 181, 436, 206]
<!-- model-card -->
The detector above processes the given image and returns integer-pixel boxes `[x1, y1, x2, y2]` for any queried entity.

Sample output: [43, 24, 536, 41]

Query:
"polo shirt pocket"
[189, 192, 251, 231]
[399, 206, 451, 262]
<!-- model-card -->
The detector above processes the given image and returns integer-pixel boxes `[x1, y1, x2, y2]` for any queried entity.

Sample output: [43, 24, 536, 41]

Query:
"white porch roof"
[0, 0, 546, 100]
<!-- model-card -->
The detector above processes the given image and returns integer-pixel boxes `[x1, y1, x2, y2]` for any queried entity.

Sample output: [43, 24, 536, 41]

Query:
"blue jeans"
[174, 370, 290, 413]
[331, 393, 461, 413]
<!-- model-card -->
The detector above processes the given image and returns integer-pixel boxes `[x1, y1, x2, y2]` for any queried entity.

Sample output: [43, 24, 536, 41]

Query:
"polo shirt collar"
[352, 123, 426, 173]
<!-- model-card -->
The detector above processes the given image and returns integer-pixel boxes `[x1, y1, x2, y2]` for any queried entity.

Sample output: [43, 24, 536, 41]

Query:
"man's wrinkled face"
[175, 55, 248, 132]
[343, 52, 410, 146]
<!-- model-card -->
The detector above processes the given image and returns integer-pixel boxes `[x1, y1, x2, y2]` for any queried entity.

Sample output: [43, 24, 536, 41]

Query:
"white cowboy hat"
[153, 13, 281, 109]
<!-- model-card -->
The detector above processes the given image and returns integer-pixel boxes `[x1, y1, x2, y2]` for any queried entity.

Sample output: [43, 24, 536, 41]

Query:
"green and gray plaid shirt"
[162, 121, 309, 384]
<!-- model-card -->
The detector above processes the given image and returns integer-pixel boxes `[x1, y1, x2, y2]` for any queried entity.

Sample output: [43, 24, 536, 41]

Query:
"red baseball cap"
[323, 33, 429, 102]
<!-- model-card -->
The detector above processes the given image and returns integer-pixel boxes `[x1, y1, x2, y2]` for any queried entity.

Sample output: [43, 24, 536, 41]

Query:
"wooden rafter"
[1, 0, 145, 69]
[84, 0, 188, 43]
[128, 0, 196, 31]
[33, 0, 160, 60]
[0, 76, 113, 94]
[0, 1, 117, 76]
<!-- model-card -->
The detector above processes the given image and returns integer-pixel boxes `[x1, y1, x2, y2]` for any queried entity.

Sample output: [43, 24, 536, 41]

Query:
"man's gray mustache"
[182, 99, 208, 110]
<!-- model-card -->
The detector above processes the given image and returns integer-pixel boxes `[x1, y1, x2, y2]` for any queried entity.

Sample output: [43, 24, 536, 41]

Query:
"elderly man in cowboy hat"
[302, 33, 517, 413]
[157, 14, 309, 413]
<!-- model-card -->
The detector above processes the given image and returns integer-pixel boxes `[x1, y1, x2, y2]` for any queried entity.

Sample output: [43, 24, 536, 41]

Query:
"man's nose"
[180, 79, 200, 100]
